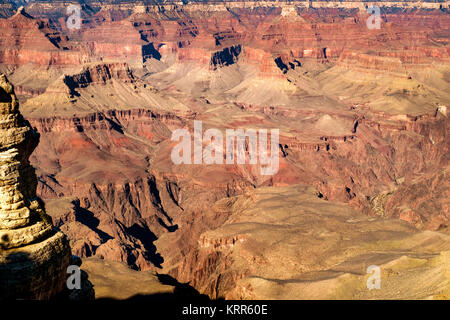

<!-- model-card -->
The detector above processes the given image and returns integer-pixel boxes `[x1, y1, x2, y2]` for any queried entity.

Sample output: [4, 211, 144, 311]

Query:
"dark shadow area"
[211, 45, 241, 69]
[142, 43, 161, 62]
[73, 201, 113, 242]
[274, 56, 288, 74]
[96, 274, 211, 302]
[279, 144, 288, 157]
[157, 217, 179, 232]
[1, 243, 95, 300]
[166, 181, 184, 211]
[105, 117, 124, 134]
[125, 223, 164, 268]
[352, 120, 359, 133]
[0, 86, 12, 103]
[52, 255, 95, 301]
[63, 75, 81, 97]
[0, 251, 32, 300]
[148, 178, 177, 228]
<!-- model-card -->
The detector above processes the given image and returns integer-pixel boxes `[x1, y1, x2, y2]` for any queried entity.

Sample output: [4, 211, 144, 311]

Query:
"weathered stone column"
[0, 74, 72, 299]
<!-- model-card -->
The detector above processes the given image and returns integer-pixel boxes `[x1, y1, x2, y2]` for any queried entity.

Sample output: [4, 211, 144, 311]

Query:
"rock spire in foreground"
[0, 73, 72, 299]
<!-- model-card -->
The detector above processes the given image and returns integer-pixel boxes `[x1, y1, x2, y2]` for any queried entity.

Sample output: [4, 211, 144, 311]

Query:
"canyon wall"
[0, 2, 448, 298]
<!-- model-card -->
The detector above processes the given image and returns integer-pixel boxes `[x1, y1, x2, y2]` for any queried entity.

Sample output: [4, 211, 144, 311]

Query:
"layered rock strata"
[0, 73, 72, 299]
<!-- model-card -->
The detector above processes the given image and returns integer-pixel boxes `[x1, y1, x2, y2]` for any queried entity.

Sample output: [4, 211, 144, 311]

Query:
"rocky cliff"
[0, 73, 73, 299]
[0, 73, 95, 300]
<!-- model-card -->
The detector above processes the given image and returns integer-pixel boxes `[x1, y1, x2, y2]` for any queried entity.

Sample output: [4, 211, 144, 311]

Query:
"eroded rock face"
[176, 185, 450, 299]
[0, 73, 72, 299]
[1, 2, 448, 299]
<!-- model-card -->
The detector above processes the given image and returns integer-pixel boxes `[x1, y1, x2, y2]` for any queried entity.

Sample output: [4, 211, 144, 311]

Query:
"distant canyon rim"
[0, 0, 449, 299]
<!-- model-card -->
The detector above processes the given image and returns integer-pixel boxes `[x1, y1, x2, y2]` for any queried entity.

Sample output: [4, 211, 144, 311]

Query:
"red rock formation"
[0, 7, 84, 67]
[1, 2, 448, 299]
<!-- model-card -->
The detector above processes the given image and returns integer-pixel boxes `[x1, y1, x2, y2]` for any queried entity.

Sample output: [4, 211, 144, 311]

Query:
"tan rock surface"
[176, 185, 450, 299]
[0, 73, 72, 299]
[82, 257, 207, 300]
[81, 257, 176, 299]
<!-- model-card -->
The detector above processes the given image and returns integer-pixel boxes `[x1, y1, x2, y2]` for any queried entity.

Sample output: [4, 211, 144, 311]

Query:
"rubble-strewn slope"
[177, 185, 450, 299]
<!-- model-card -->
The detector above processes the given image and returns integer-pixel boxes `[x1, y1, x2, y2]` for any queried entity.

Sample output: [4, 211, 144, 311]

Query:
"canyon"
[0, 0, 449, 299]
